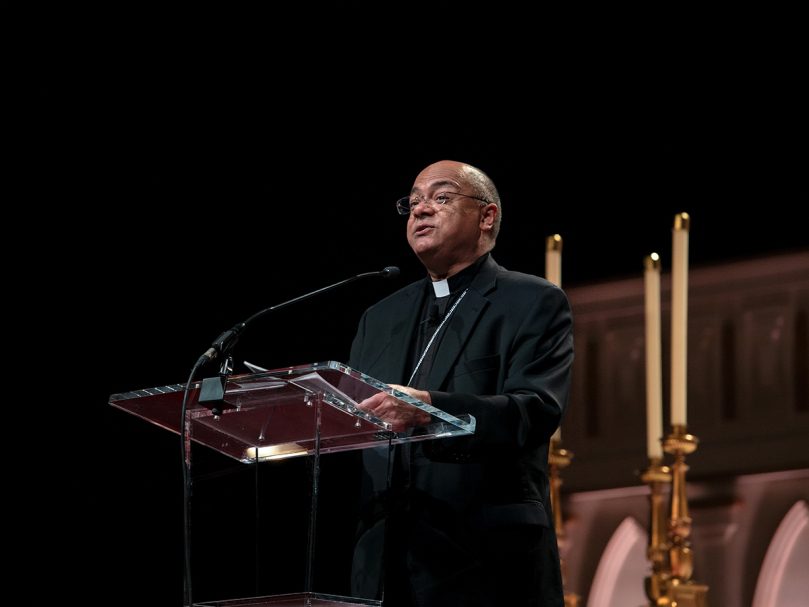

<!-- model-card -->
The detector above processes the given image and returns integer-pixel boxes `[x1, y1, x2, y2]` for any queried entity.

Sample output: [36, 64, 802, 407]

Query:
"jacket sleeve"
[426, 284, 574, 458]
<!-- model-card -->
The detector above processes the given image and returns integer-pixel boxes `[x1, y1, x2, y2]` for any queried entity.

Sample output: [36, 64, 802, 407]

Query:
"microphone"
[379, 266, 400, 279]
[196, 266, 400, 366]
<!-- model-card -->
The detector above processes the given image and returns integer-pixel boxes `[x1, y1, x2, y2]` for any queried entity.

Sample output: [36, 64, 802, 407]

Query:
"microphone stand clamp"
[198, 354, 234, 416]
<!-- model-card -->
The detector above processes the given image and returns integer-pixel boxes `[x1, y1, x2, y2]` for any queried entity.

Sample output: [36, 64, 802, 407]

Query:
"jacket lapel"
[382, 280, 428, 384]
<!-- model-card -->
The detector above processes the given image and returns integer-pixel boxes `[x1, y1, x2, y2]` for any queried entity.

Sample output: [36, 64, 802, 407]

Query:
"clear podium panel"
[110, 360, 475, 462]
[195, 592, 381, 606]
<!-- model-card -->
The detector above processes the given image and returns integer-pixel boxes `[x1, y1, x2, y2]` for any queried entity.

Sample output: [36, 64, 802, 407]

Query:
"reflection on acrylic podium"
[110, 361, 475, 607]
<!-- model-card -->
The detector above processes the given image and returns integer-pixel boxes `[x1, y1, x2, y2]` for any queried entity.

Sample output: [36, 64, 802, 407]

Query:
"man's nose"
[411, 199, 436, 216]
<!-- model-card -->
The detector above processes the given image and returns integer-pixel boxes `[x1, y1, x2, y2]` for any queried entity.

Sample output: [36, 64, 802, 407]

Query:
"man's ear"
[480, 203, 497, 231]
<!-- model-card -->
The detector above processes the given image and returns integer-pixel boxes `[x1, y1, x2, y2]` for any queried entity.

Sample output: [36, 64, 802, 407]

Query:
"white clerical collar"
[432, 279, 450, 298]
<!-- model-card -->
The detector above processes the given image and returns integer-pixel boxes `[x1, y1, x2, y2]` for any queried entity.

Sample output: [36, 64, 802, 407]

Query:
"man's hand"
[356, 384, 432, 432]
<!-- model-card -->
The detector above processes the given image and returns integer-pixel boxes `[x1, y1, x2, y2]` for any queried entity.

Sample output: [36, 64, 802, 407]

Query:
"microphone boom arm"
[197, 266, 400, 366]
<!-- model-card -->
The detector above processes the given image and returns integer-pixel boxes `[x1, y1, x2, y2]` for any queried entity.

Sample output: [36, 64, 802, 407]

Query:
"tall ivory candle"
[671, 213, 690, 427]
[547, 234, 563, 441]
[546, 234, 562, 287]
[644, 253, 663, 459]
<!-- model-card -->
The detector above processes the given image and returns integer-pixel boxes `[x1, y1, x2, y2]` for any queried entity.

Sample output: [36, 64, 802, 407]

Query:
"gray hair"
[462, 164, 502, 242]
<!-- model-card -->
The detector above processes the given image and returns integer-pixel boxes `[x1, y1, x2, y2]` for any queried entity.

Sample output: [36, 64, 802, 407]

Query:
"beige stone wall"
[556, 251, 809, 606]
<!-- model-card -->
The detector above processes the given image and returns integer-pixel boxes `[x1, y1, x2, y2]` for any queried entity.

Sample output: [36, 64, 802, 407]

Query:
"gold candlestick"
[662, 425, 709, 606]
[642, 456, 672, 606]
[549, 437, 580, 607]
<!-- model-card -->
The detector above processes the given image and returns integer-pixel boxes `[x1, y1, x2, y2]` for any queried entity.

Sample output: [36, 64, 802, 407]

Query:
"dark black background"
[19, 13, 806, 606]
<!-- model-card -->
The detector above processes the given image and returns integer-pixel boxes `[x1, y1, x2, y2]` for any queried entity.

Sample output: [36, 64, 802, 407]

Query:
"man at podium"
[349, 160, 574, 606]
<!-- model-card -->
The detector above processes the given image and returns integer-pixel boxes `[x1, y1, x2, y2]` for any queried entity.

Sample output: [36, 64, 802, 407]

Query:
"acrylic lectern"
[109, 361, 476, 607]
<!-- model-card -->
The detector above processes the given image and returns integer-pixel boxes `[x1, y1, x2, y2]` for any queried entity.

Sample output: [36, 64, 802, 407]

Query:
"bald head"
[406, 160, 502, 279]
[416, 160, 502, 241]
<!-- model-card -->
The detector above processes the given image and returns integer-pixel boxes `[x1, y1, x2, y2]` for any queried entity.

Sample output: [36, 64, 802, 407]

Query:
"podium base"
[196, 592, 382, 607]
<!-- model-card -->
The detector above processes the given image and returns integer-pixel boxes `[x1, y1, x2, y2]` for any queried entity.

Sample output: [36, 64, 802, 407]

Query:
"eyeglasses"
[395, 191, 489, 216]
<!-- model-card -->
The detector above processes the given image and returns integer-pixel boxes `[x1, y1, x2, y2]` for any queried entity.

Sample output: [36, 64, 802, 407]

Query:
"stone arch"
[752, 500, 809, 607]
[588, 516, 648, 607]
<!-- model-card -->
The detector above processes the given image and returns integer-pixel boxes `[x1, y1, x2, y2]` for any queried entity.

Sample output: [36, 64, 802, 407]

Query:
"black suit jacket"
[349, 255, 573, 603]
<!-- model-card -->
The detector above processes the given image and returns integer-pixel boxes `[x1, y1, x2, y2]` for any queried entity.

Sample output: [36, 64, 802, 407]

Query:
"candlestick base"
[661, 426, 709, 604]
[550, 437, 577, 606]
[670, 580, 709, 607]
[642, 457, 672, 606]
[550, 437, 574, 538]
